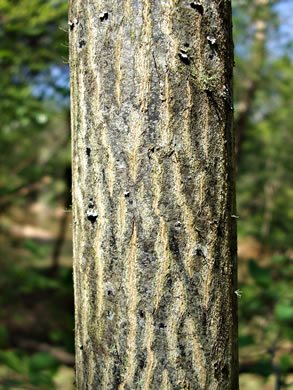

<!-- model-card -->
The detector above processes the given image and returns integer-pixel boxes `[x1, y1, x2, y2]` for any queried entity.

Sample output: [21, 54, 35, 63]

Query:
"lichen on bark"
[69, 0, 238, 389]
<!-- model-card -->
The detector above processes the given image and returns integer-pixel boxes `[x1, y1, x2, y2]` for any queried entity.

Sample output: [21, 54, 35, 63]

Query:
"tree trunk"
[69, 1, 238, 389]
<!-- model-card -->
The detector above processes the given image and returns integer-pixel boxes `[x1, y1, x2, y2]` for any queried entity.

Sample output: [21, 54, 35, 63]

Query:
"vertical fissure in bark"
[69, 0, 238, 389]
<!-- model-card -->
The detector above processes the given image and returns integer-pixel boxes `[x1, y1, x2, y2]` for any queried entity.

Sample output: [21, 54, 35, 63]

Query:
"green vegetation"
[0, 0, 292, 388]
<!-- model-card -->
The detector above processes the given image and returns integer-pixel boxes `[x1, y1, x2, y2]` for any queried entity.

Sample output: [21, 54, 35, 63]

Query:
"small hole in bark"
[99, 12, 108, 21]
[196, 249, 203, 256]
[159, 323, 165, 329]
[178, 52, 191, 65]
[190, 2, 203, 14]
[139, 358, 145, 369]
[124, 191, 130, 197]
[107, 311, 114, 320]
[207, 36, 217, 47]
[86, 147, 91, 157]
[139, 310, 144, 318]
[79, 40, 86, 48]
[148, 146, 155, 158]
[79, 344, 83, 350]
[87, 214, 97, 223]
[184, 42, 190, 48]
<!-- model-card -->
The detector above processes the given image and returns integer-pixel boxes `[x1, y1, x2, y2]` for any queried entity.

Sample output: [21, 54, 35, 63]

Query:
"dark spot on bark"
[106, 311, 114, 320]
[129, 200, 133, 205]
[178, 52, 191, 65]
[169, 229, 180, 256]
[190, 2, 203, 15]
[174, 221, 181, 228]
[179, 343, 186, 357]
[112, 360, 122, 386]
[166, 274, 173, 288]
[88, 203, 94, 209]
[213, 361, 221, 379]
[99, 12, 108, 21]
[208, 39, 218, 51]
[221, 363, 229, 378]
[102, 168, 106, 182]
[79, 39, 86, 48]
[124, 191, 130, 197]
[201, 311, 207, 332]
[139, 358, 146, 369]
[139, 310, 144, 318]
[159, 323, 165, 329]
[86, 147, 91, 157]
[107, 290, 112, 296]
[87, 214, 97, 223]
[217, 224, 223, 237]
[196, 249, 203, 256]
[110, 234, 117, 252]
[184, 42, 190, 48]
[79, 344, 83, 350]
[69, 23, 74, 31]
[148, 146, 155, 158]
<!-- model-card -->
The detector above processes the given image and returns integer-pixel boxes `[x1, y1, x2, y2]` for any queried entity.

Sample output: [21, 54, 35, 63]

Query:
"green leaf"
[28, 372, 54, 387]
[272, 255, 288, 264]
[24, 239, 41, 255]
[239, 334, 255, 348]
[49, 329, 64, 343]
[281, 326, 293, 342]
[248, 259, 271, 286]
[0, 325, 8, 347]
[275, 302, 293, 321]
[249, 359, 273, 378]
[0, 350, 24, 374]
[28, 352, 58, 371]
[279, 354, 291, 373]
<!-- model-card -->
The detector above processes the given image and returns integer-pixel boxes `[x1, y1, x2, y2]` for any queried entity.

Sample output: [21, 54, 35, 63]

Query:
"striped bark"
[69, 0, 238, 389]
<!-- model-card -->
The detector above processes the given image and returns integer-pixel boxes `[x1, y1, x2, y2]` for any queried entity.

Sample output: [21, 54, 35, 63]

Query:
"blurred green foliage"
[239, 254, 293, 387]
[0, 0, 73, 389]
[0, 349, 59, 389]
[0, 0, 70, 212]
[234, 0, 293, 250]
[0, 0, 292, 389]
[233, 1, 293, 387]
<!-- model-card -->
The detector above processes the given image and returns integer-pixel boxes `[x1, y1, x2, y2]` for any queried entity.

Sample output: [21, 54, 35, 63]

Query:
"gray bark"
[69, 0, 238, 389]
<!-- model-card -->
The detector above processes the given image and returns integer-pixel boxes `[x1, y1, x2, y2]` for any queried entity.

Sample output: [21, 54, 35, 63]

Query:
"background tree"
[69, 0, 237, 389]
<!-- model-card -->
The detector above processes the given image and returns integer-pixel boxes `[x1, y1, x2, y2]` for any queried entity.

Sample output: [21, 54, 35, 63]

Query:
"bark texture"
[69, 0, 238, 389]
